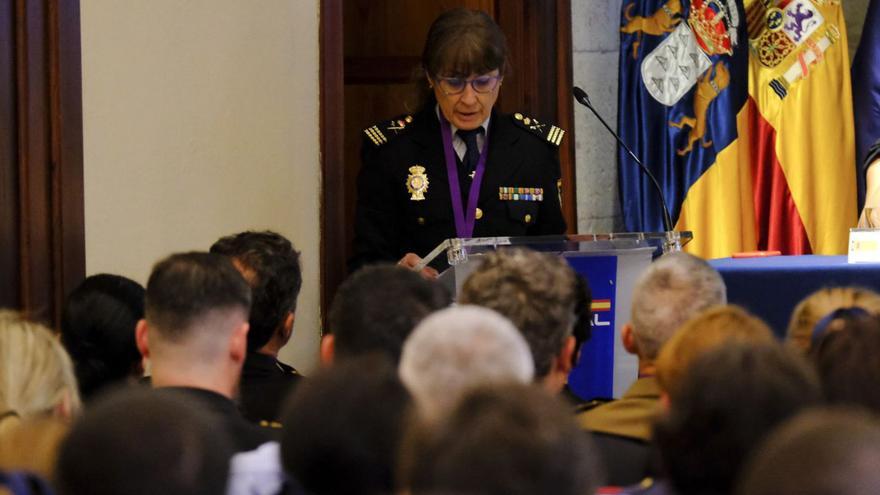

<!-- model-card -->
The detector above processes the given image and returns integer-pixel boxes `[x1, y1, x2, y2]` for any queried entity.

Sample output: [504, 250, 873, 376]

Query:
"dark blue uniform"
[350, 106, 567, 271]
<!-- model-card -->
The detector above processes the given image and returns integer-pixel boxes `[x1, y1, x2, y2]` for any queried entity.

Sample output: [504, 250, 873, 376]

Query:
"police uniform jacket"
[350, 105, 567, 270]
[239, 351, 303, 427]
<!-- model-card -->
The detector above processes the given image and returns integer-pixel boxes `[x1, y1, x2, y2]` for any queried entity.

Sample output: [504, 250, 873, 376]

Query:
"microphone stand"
[572, 86, 681, 253]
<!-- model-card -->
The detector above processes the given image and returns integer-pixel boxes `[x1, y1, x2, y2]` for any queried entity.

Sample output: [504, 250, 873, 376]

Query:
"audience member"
[650, 343, 821, 495]
[577, 252, 725, 486]
[0, 310, 80, 436]
[0, 418, 68, 482]
[281, 356, 411, 495]
[322, 264, 450, 365]
[135, 252, 269, 452]
[60, 274, 145, 401]
[736, 408, 880, 495]
[401, 384, 601, 495]
[459, 248, 577, 393]
[810, 313, 880, 411]
[596, 305, 770, 488]
[655, 305, 775, 400]
[786, 286, 880, 353]
[55, 388, 233, 495]
[398, 305, 534, 421]
[210, 231, 304, 426]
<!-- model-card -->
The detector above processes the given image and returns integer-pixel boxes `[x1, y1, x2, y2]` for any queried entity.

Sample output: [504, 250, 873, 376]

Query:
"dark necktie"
[457, 128, 484, 179]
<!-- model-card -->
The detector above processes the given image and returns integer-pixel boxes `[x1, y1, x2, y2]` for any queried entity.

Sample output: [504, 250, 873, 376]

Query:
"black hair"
[737, 408, 880, 495]
[145, 252, 251, 337]
[572, 274, 593, 367]
[327, 264, 450, 364]
[810, 314, 880, 412]
[280, 355, 412, 495]
[210, 231, 302, 351]
[61, 274, 145, 400]
[654, 343, 821, 495]
[402, 384, 600, 495]
[56, 388, 233, 495]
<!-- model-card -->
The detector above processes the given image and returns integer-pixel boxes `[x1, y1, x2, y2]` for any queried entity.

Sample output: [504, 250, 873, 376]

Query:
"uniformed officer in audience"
[350, 8, 567, 275]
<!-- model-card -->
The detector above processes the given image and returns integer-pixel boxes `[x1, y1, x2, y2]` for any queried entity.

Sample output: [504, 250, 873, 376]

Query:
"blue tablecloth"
[709, 256, 880, 338]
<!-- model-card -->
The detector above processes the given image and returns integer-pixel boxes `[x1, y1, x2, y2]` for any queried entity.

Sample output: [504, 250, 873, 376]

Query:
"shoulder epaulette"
[363, 114, 415, 147]
[511, 112, 565, 147]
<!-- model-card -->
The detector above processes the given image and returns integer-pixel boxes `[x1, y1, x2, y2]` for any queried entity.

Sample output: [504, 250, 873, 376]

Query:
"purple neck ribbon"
[439, 113, 489, 238]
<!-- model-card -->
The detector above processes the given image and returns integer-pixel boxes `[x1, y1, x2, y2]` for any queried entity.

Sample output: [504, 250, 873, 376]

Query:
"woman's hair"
[413, 8, 509, 109]
[61, 274, 145, 400]
[654, 343, 821, 495]
[0, 310, 80, 435]
[656, 305, 775, 399]
[810, 314, 880, 412]
[786, 286, 880, 353]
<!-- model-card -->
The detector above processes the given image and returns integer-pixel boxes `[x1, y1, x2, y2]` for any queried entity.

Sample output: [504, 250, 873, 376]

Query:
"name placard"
[848, 229, 880, 263]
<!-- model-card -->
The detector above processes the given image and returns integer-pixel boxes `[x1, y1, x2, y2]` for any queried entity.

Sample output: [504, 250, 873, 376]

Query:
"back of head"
[630, 252, 727, 360]
[402, 384, 600, 495]
[281, 356, 411, 495]
[654, 342, 821, 495]
[398, 305, 534, 421]
[810, 314, 880, 411]
[0, 311, 80, 435]
[210, 231, 301, 351]
[786, 286, 880, 353]
[145, 252, 251, 354]
[656, 305, 775, 398]
[459, 248, 577, 378]
[327, 264, 450, 364]
[56, 388, 233, 495]
[737, 408, 880, 495]
[61, 274, 144, 401]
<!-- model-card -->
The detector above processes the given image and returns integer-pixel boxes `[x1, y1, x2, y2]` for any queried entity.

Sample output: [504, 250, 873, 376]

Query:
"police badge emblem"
[406, 165, 429, 201]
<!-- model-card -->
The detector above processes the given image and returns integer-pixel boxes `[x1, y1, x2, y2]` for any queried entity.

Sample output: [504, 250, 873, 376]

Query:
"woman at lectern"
[349, 8, 567, 276]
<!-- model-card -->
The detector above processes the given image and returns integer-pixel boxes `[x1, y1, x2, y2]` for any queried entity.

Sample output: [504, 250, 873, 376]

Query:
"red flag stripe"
[747, 98, 813, 254]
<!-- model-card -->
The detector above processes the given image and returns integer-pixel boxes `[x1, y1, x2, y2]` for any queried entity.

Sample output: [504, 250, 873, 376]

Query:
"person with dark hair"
[61, 274, 145, 401]
[56, 388, 233, 495]
[350, 8, 567, 274]
[644, 343, 821, 495]
[736, 408, 880, 495]
[135, 251, 269, 452]
[400, 383, 601, 495]
[321, 264, 450, 366]
[280, 356, 412, 495]
[210, 230, 304, 425]
[458, 248, 578, 393]
[810, 313, 880, 412]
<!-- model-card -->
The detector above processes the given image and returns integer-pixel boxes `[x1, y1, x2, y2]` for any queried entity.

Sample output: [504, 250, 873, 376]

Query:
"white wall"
[80, 0, 322, 373]
[572, 1, 624, 233]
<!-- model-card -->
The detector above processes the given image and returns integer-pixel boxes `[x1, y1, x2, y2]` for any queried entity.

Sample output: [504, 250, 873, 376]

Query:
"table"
[708, 256, 880, 338]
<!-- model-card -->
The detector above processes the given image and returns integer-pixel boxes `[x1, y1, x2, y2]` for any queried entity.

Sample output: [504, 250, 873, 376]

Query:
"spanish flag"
[618, 0, 856, 257]
[744, 0, 856, 254]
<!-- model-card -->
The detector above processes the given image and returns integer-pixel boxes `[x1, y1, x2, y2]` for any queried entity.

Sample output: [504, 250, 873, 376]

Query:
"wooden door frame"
[1, 0, 84, 326]
[319, 0, 576, 317]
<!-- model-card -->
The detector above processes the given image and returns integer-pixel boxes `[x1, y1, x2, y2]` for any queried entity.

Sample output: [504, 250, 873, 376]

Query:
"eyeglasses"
[435, 75, 502, 95]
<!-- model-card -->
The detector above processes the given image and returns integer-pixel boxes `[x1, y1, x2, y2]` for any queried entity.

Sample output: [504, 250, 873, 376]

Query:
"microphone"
[572, 86, 675, 235]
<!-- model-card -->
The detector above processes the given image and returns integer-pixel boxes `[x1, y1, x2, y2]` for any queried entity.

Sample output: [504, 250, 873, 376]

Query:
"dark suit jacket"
[158, 387, 272, 453]
[351, 106, 566, 271]
[239, 352, 303, 426]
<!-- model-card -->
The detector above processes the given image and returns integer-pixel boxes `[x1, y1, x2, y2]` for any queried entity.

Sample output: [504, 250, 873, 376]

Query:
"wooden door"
[0, 0, 84, 327]
[320, 0, 575, 314]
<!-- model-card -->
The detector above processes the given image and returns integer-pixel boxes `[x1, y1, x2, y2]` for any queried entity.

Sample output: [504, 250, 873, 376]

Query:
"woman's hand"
[398, 253, 439, 280]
